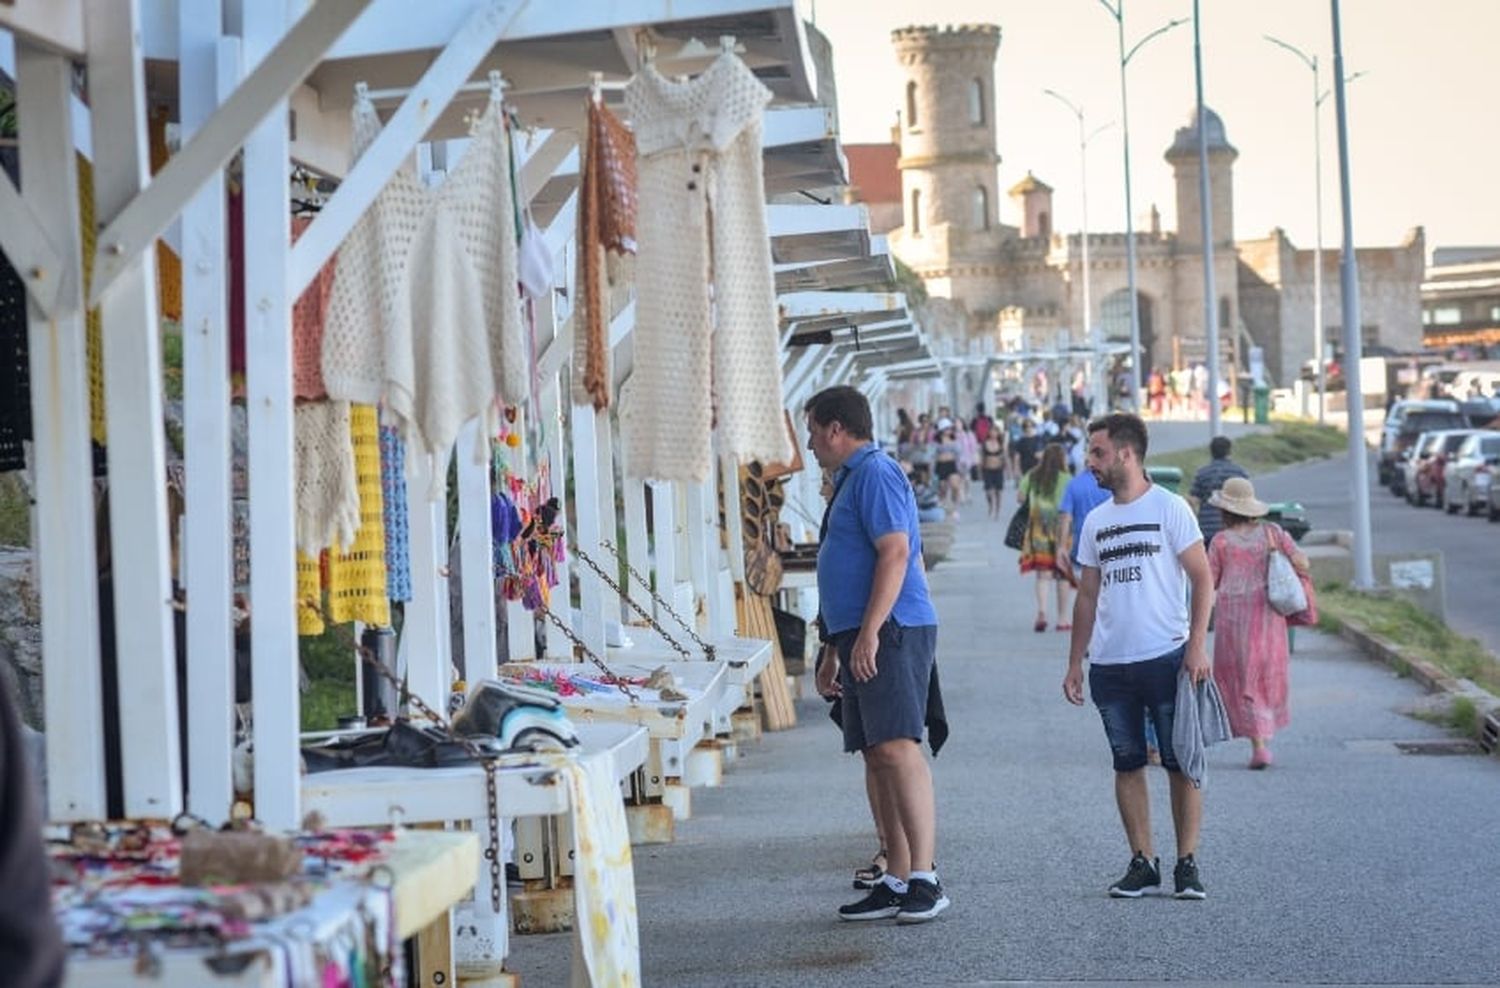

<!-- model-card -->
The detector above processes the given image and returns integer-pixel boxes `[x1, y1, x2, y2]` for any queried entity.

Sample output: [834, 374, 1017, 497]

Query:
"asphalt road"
[510, 501, 1500, 987]
[1253, 451, 1500, 658]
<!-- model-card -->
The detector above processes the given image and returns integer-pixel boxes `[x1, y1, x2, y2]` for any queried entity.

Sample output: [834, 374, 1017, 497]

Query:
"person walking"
[1011, 417, 1041, 480]
[1019, 444, 1073, 632]
[1058, 459, 1111, 584]
[1206, 477, 1309, 769]
[805, 385, 948, 924]
[0, 673, 65, 987]
[980, 428, 1006, 519]
[1187, 436, 1249, 549]
[1063, 413, 1215, 900]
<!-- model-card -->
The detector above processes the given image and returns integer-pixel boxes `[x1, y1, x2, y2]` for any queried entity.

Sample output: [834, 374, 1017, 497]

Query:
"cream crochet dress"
[622, 54, 792, 482]
[322, 84, 524, 487]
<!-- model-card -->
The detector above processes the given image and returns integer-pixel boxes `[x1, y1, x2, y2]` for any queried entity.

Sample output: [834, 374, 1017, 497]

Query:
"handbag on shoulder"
[1265, 524, 1308, 616]
[1004, 497, 1029, 551]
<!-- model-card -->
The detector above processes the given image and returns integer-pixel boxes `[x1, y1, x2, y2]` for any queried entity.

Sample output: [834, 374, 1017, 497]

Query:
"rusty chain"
[532, 604, 640, 702]
[599, 539, 717, 662]
[354, 644, 503, 913]
[569, 543, 694, 661]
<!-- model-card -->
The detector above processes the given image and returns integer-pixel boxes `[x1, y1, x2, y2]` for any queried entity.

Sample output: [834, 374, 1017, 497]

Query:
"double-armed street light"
[1042, 87, 1115, 416]
[1097, 0, 1186, 408]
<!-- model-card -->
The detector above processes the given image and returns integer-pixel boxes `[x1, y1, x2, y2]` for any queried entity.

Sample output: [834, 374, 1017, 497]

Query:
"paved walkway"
[512, 483, 1500, 987]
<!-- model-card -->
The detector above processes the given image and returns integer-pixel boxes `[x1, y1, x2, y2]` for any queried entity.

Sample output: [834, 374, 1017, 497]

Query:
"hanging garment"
[76, 155, 107, 446]
[291, 215, 337, 400]
[322, 82, 525, 478]
[148, 107, 183, 323]
[379, 423, 412, 603]
[0, 146, 30, 471]
[293, 400, 360, 555]
[622, 53, 792, 482]
[572, 97, 638, 411]
[326, 404, 390, 626]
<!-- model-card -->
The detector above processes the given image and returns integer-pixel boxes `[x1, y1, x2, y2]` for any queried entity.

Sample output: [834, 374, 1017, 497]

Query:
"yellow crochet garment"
[297, 404, 390, 634]
[76, 155, 106, 446]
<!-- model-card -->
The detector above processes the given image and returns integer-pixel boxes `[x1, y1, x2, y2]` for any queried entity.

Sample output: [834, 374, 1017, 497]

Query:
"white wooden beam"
[569, 404, 607, 659]
[88, 0, 376, 307]
[767, 203, 869, 238]
[0, 170, 66, 316]
[86, 0, 183, 819]
[684, 476, 715, 637]
[240, 0, 300, 831]
[403, 446, 452, 714]
[179, 6, 239, 826]
[456, 418, 498, 683]
[18, 43, 107, 822]
[649, 484, 678, 627]
[516, 130, 577, 203]
[779, 291, 908, 321]
[287, 0, 523, 300]
[0, 0, 86, 57]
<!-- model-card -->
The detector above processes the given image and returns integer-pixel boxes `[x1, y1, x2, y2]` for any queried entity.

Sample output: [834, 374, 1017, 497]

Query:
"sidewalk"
[513, 496, 1500, 987]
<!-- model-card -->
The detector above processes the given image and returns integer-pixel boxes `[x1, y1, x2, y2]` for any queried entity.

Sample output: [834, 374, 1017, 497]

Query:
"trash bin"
[1146, 466, 1183, 494]
[1253, 384, 1271, 424]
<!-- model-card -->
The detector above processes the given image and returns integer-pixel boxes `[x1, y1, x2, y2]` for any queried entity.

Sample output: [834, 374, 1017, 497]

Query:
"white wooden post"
[85, 0, 183, 819]
[649, 483, 678, 625]
[178, 4, 238, 826]
[684, 475, 715, 636]
[619, 466, 653, 621]
[569, 403, 606, 658]
[594, 407, 619, 623]
[238, 0, 302, 830]
[721, 457, 747, 583]
[17, 43, 107, 821]
[456, 418, 498, 683]
[404, 448, 451, 713]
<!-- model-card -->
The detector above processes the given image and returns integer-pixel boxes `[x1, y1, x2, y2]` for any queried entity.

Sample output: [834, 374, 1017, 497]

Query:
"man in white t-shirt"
[1062, 413, 1215, 900]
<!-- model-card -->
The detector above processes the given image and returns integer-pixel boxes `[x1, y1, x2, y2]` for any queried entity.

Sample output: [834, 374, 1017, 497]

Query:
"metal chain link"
[533, 604, 640, 701]
[599, 539, 717, 662]
[570, 543, 693, 661]
[354, 645, 503, 913]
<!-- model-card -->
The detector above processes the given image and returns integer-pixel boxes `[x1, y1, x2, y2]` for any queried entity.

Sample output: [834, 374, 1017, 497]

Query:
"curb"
[1330, 618, 1500, 754]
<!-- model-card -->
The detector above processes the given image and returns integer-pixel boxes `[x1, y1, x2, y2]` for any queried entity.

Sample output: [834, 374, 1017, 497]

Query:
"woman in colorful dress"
[1018, 443, 1072, 632]
[1206, 476, 1310, 769]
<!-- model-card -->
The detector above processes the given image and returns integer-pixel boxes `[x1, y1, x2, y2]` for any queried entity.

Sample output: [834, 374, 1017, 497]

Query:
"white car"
[1445, 431, 1500, 516]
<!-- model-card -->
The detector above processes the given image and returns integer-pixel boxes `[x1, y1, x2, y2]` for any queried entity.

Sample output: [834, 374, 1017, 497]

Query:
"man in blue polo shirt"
[805, 386, 947, 924]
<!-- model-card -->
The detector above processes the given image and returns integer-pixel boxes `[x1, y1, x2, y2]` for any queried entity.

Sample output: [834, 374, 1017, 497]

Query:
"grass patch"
[1147, 419, 1348, 481]
[1318, 583, 1500, 697]
[0, 474, 29, 547]
[300, 623, 358, 731]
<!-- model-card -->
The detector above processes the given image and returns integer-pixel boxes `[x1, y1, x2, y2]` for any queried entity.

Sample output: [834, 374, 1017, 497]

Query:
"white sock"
[909, 869, 938, 885]
[882, 874, 909, 895]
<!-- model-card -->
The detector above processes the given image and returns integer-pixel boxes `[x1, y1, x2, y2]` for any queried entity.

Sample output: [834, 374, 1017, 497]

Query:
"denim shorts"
[835, 621, 936, 753]
[1089, 646, 1184, 773]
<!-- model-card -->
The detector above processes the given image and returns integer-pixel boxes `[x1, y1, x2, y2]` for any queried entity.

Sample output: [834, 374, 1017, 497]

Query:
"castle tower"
[1009, 171, 1052, 239]
[891, 24, 1002, 243]
[1164, 106, 1237, 248]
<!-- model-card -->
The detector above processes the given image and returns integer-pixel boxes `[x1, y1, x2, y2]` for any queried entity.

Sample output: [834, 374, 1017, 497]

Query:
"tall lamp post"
[1192, 0, 1222, 438]
[1266, 35, 1369, 426]
[1043, 88, 1114, 416]
[1099, 0, 1186, 407]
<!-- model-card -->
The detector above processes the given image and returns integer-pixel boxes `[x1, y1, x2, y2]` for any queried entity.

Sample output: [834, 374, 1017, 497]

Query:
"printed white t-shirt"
[1076, 484, 1202, 665]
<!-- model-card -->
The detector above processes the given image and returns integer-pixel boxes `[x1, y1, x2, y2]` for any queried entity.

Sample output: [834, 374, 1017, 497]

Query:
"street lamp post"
[1043, 88, 1113, 417]
[1192, 0, 1222, 439]
[1099, 0, 1186, 409]
[1266, 37, 1370, 427]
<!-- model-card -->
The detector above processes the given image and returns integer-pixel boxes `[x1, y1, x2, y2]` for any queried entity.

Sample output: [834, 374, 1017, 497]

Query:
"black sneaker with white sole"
[1108, 853, 1161, 898]
[1173, 855, 1207, 899]
[895, 878, 950, 923]
[837, 883, 904, 921]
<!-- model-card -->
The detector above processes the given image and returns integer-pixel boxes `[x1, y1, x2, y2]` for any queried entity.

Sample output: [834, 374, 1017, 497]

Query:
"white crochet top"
[322, 83, 525, 481]
[622, 54, 792, 482]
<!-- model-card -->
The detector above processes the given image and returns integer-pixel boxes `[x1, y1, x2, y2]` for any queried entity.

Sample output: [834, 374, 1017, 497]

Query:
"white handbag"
[1265, 525, 1307, 616]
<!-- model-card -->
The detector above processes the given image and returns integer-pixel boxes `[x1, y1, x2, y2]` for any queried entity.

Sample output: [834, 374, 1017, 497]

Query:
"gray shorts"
[835, 621, 937, 753]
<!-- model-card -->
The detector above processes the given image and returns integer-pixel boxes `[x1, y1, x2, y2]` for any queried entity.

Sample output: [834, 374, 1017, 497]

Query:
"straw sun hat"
[1208, 476, 1269, 518]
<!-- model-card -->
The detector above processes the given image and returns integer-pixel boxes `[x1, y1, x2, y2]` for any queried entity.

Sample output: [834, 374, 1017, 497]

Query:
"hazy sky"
[809, 0, 1499, 259]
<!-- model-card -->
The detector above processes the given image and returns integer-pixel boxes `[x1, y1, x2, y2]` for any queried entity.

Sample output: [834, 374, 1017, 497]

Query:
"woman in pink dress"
[1206, 477, 1310, 769]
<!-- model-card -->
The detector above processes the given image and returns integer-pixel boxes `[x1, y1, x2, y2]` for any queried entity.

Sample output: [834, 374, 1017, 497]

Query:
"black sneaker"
[896, 878, 950, 924]
[1173, 855, 1207, 900]
[1108, 853, 1161, 898]
[838, 882, 904, 921]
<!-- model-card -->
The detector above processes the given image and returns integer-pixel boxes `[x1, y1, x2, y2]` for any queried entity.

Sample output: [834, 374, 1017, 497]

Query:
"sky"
[807, 0, 1499, 259]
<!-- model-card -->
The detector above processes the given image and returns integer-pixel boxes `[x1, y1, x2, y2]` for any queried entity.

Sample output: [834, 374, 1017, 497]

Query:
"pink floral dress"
[1208, 522, 1298, 740]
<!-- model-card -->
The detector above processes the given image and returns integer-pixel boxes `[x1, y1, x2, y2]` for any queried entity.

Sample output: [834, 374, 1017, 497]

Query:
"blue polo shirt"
[1060, 468, 1111, 566]
[817, 443, 938, 635]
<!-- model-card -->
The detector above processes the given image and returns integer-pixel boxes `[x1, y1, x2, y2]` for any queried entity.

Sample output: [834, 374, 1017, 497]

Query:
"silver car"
[1445, 431, 1500, 516]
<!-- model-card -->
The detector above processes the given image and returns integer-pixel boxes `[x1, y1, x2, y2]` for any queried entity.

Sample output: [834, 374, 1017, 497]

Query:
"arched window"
[973, 186, 990, 230]
[906, 81, 919, 130]
[969, 78, 985, 125]
[910, 188, 923, 235]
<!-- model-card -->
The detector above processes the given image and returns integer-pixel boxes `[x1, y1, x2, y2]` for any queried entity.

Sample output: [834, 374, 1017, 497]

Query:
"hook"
[589, 71, 603, 104]
[720, 34, 739, 55]
[354, 80, 370, 106]
[636, 30, 656, 65]
[488, 70, 506, 102]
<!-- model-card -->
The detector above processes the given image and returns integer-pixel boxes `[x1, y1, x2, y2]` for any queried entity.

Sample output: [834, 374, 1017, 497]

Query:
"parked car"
[1490, 469, 1500, 522]
[1444, 431, 1500, 516]
[1459, 398, 1500, 428]
[1401, 431, 1445, 505]
[1411, 429, 1478, 508]
[1378, 399, 1467, 490]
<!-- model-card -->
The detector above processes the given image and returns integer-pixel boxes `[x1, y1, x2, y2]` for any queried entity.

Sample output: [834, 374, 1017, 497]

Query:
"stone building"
[846, 22, 1426, 394]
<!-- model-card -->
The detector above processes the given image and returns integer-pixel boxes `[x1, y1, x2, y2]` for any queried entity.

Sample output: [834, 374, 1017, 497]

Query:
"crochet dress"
[622, 53, 792, 482]
[321, 82, 525, 483]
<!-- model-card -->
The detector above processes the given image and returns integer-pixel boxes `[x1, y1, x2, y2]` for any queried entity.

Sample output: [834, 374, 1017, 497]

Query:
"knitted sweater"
[622, 53, 792, 482]
[322, 85, 524, 477]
